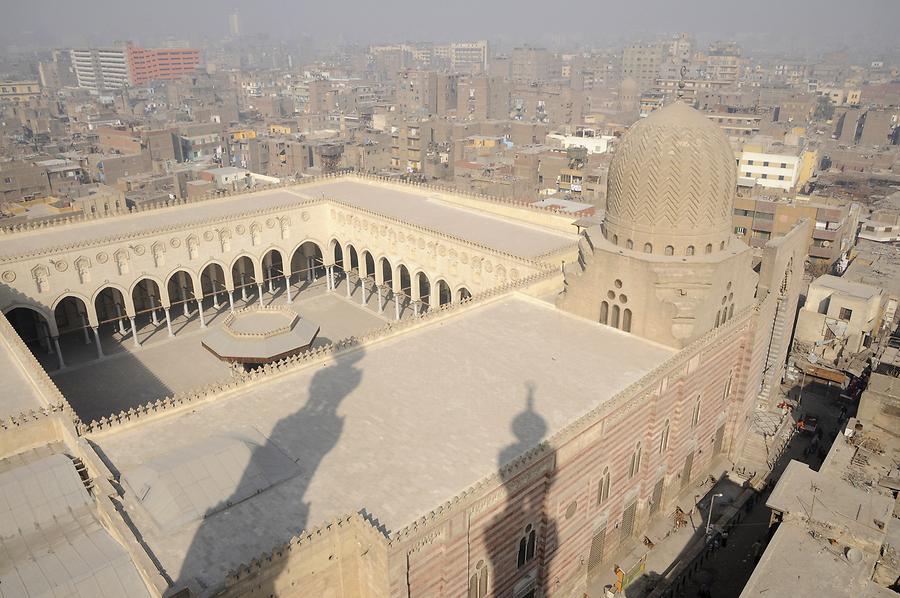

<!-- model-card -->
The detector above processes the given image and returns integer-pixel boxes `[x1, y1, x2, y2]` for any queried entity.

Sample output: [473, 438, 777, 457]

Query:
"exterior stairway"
[758, 297, 789, 406]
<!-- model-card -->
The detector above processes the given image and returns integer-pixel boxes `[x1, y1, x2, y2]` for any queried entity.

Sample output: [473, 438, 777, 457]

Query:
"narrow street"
[673, 379, 847, 598]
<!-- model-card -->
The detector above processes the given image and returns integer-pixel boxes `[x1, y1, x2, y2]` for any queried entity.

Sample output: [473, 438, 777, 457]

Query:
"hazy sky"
[1, 0, 899, 54]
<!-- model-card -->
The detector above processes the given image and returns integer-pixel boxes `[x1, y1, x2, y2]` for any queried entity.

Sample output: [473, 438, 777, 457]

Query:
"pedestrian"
[721, 530, 729, 547]
[614, 564, 624, 594]
[751, 540, 763, 563]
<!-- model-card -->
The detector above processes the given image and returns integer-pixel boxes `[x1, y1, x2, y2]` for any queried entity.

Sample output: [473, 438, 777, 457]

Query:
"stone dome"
[604, 101, 736, 256]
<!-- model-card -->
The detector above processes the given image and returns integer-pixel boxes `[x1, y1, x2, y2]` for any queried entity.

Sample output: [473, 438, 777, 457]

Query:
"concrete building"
[70, 44, 201, 91]
[742, 409, 900, 597]
[0, 102, 808, 598]
[732, 194, 856, 265]
[448, 41, 489, 74]
[0, 81, 41, 102]
[736, 139, 813, 191]
[622, 42, 665, 91]
[511, 46, 555, 85]
[795, 275, 888, 368]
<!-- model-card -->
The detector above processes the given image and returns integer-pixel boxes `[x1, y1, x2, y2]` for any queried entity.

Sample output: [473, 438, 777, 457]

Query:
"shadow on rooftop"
[483, 382, 560, 597]
[169, 346, 365, 595]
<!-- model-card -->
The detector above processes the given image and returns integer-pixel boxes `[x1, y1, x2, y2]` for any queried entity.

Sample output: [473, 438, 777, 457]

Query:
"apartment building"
[0, 81, 41, 102]
[621, 43, 665, 91]
[70, 44, 201, 90]
[71, 47, 130, 90]
[511, 46, 556, 85]
[448, 41, 488, 74]
[732, 194, 857, 265]
[735, 138, 816, 191]
[705, 111, 762, 138]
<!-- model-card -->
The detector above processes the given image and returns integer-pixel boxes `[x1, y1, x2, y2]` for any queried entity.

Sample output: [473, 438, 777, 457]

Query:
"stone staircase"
[758, 297, 789, 406]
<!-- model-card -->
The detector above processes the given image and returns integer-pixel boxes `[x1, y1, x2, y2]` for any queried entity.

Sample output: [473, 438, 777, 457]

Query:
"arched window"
[629, 442, 642, 478]
[622, 308, 632, 333]
[691, 396, 702, 428]
[659, 419, 670, 454]
[626, 239, 634, 250]
[686, 245, 695, 256]
[598, 467, 611, 504]
[665, 245, 674, 256]
[723, 370, 733, 400]
[517, 524, 537, 568]
[728, 304, 734, 320]
[468, 560, 488, 598]
[705, 243, 713, 254]
[715, 311, 721, 327]
[720, 241, 726, 250]
[643, 243, 653, 254]
[611, 305, 620, 328]
[612, 234, 618, 245]
[600, 301, 609, 325]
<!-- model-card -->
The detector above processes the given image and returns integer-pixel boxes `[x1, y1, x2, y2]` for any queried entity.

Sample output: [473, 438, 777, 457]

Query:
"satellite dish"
[846, 548, 863, 564]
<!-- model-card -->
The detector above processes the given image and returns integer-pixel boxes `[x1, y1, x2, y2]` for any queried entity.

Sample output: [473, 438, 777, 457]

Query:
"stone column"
[81, 313, 91, 344]
[164, 307, 174, 337]
[327, 266, 334, 291]
[52, 337, 65, 370]
[115, 303, 126, 335]
[395, 296, 401, 321]
[377, 286, 384, 313]
[130, 317, 140, 348]
[182, 293, 190, 318]
[257, 283, 264, 304]
[413, 300, 420, 318]
[241, 275, 249, 301]
[267, 267, 275, 294]
[228, 292, 235, 313]
[197, 299, 206, 328]
[213, 291, 220, 310]
[307, 257, 314, 282]
[346, 273, 352, 298]
[361, 279, 367, 306]
[286, 277, 293, 304]
[92, 327, 103, 359]
[430, 287, 440, 312]
[150, 300, 160, 325]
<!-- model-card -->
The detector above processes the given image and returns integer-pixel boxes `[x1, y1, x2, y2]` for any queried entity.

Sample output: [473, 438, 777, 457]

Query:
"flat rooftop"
[813, 274, 882, 300]
[91, 295, 673, 592]
[0, 330, 50, 419]
[292, 179, 576, 257]
[0, 177, 576, 260]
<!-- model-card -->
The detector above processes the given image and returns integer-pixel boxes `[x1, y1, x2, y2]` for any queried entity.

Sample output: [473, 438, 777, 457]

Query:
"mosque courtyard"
[42, 275, 395, 423]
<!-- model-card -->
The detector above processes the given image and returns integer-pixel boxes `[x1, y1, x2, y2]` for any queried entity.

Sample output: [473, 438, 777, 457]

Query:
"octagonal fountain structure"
[202, 305, 320, 367]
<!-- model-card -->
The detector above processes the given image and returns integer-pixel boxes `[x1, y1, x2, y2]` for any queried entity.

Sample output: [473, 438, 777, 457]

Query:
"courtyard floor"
[41, 275, 398, 423]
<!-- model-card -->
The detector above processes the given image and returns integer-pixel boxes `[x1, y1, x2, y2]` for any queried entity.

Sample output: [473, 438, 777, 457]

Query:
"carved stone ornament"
[2, 270, 15, 283]
[236, 224, 246, 235]
[170, 238, 182, 248]
[96, 252, 109, 264]
[265, 218, 275, 229]
[203, 230, 215, 241]
[52, 259, 68, 272]
[133, 244, 146, 256]
[301, 211, 310, 222]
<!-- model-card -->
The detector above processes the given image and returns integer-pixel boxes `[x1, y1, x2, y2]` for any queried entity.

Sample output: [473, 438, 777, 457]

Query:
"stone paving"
[46, 276, 391, 423]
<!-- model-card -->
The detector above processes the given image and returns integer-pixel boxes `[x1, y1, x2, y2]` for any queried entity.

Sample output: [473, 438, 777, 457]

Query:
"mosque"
[0, 102, 809, 597]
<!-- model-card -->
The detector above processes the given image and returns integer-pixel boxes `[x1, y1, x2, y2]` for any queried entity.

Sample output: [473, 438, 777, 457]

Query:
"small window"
[691, 396, 701, 428]
[747, 159, 754, 165]
[628, 442, 642, 478]
[780, 162, 787, 169]
[517, 524, 537, 569]
[612, 234, 618, 245]
[598, 467, 611, 504]
[839, 307, 852, 321]
[622, 308, 632, 332]
[626, 239, 634, 250]
[600, 301, 609, 325]
[705, 243, 713, 254]
[643, 243, 653, 254]
[763, 161, 769, 167]
[665, 245, 674, 256]
[659, 419, 670, 454]
[686, 246, 695, 256]
[611, 305, 620, 328]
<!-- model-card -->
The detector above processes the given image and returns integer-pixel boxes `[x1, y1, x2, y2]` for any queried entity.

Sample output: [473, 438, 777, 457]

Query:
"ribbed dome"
[605, 102, 736, 256]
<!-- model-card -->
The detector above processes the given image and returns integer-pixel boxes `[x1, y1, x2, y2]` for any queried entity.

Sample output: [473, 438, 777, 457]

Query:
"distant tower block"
[229, 11, 241, 37]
